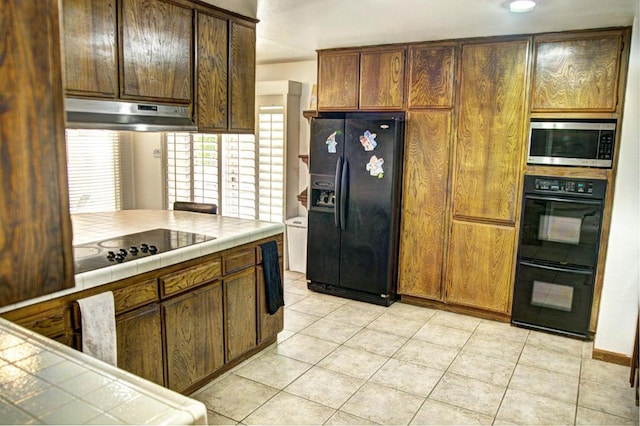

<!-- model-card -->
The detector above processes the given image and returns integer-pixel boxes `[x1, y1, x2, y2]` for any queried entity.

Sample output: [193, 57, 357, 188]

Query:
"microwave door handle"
[520, 261, 593, 276]
[525, 195, 603, 206]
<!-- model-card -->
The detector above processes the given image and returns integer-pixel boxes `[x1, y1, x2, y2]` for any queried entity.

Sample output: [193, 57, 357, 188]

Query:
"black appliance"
[306, 112, 405, 306]
[73, 228, 215, 274]
[527, 120, 616, 168]
[512, 176, 607, 338]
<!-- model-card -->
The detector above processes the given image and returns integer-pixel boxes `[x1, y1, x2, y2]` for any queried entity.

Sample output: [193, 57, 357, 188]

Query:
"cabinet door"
[224, 267, 257, 362]
[196, 12, 228, 132]
[61, 0, 117, 97]
[407, 44, 456, 109]
[163, 282, 224, 393]
[452, 40, 528, 223]
[229, 22, 256, 133]
[256, 264, 284, 344]
[317, 51, 359, 110]
[445, 220, 516, 314]
[120, 0, 192, 102]
[532, 33, 622, 112]
[398, 110, 452, 300]
[359, 48, 405, 110]
[0, 0, 74, 307]
[116, 303, 164, 386]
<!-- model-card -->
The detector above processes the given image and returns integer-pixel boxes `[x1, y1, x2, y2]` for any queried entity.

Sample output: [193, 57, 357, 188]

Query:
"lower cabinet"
[224, 267, 257, 362]
[256, 263, 284, 344]
[163, 282, 224, 393]
[116, 303, 164, 386]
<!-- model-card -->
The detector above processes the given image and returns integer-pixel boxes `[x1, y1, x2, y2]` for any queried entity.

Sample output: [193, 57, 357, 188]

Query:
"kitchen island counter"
[0, 210, 284, 313]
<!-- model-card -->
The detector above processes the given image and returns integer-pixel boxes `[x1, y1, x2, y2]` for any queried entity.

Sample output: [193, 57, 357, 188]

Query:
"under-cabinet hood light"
[509, 0, 536, 13]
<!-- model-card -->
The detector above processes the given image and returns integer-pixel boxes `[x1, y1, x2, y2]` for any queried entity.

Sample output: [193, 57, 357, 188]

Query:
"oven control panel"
[525, 176, 607, 199]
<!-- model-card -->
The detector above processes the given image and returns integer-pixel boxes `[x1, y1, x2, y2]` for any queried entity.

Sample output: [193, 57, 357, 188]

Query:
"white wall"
[199, 0, 257, 18]
[131, 133, 164, 209]
[594, 15, 640, 356]
[256, 60, 317, 217]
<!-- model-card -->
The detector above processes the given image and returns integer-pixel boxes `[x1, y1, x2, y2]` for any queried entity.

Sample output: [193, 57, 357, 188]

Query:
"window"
[165, 122, 285, 222]
[66, 129, 122, 214]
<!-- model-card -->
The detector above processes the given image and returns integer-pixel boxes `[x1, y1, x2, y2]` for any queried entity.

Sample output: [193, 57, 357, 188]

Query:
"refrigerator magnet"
[359, 130, 377, 151]
[325, 131, 338, 153]
[366, 155, 384, 179]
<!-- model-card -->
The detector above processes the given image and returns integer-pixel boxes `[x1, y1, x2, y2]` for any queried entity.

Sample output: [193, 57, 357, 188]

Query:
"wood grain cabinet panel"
[445, 220, 516, 314]
[196, 12, 228, 131]
[116, 303, 164, 386]
[224, 267, 257, 362]
[160, 259, 222, 297]
[113, 278, 158, 314]
[452, 40, 528, 223]
[256, 264, 284, 344]
[120, 0, 192, 102]
[317, 51, 360, 110]
[163, 282, 224, 392]
[0, 0, 74, 307]
[61, 0, 117, 97]
[532, 33, 622, 112]
[359, 48, 405, 110]
[407, 44, 456, 108]
[229, 22, 256, 132]
[398, 110, 452, 300]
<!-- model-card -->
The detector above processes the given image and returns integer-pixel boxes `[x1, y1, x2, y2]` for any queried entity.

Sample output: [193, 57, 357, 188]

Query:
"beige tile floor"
[191, 271, 639, 425]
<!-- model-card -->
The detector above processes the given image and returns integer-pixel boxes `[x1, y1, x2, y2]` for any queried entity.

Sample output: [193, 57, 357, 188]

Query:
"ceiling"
[255, 0, 638, 64]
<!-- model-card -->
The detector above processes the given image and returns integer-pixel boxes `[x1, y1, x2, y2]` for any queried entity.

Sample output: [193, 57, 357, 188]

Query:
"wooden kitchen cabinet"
[229, 22, 256, 133]
[0, 0, 74, 307]
[256, 263, 284, 344]
[116, 303, 164, 386]
[120, 0, 192, 103]
[196, 11, 229, 131]
[407, 44, 456, 109]
[317, 48, 405, 111]
[61, 0, 117, 97]
[359, 48, 406, 110]
[398, 110, 452, 300]
[163, 282, 224, 393]
[531, 30, 624, 112]
[224, 267, 257, 362]
[317, 50, 360, 110]
[452, 40, 528, 223]
[445, 221, 516, 314]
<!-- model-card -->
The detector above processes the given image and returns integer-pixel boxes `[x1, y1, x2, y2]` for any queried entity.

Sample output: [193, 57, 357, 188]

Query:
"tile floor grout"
[192, 271, 638, 425]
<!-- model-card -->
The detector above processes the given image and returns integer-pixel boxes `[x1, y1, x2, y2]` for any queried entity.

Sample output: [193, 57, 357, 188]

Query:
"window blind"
[257, 107, 285, 223]
[66, 129, 122, 214]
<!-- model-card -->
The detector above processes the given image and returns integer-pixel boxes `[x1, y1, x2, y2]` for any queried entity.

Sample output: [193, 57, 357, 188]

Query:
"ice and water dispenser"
[310, 174, 336, 211]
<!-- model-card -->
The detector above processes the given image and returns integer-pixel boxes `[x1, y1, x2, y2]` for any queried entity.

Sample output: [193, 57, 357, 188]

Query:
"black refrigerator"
[306, 112, 405, 306]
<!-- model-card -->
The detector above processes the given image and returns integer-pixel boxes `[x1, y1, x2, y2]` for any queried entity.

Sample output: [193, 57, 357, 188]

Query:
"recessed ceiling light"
[509, 0, 536, 13]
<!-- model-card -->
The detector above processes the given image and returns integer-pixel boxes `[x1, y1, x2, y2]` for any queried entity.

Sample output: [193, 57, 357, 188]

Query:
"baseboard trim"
[592, 348, 632, 367]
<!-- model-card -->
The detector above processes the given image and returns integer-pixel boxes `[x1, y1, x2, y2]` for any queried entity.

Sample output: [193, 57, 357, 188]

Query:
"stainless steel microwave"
[527, 121, 616, 168]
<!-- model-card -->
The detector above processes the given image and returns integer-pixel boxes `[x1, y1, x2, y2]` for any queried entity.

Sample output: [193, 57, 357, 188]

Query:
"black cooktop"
[73, 228, 215, 274]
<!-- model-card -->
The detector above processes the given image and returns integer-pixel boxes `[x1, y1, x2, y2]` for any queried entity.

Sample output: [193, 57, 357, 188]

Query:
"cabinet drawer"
[223, 248, 255, 275]
[256, 239, 284, 264]
[15, 307, 68, 338]
[113, 279, 159, 314]
[160, 259, 222, 297]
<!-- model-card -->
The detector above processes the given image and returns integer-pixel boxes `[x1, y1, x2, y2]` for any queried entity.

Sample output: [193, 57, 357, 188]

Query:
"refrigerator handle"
[340, 160, 348, 231]
[334, 156, 343, 228]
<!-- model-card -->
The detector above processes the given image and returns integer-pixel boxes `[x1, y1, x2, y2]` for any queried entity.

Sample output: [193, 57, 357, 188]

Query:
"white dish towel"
[77, 291, 117, 366]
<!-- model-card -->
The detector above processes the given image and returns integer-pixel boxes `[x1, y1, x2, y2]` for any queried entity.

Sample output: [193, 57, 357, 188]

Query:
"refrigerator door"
[338, 116, 403, 297]
[309, 117, 345, 174]
[306, 210, 340, 286]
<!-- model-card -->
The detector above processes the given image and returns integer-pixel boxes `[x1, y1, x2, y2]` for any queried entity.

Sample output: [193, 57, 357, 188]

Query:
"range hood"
[65, 98, 197, 132]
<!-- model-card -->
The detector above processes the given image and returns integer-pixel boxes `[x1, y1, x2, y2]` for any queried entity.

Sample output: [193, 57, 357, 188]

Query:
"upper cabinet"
[1, 0, 74, 307]
[317, 51, 360, 110]
[229, 22, 256, 133]
[531, 30, 624, 113]
[61, 0, 117, 98]
[120, 0, 192, 103]
[407, 44, 456, 109]
[317, 47, 405, 111]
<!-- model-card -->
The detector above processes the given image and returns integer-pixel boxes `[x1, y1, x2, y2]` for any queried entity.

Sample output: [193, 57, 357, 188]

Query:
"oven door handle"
[520, 261, 593, 276]
[525, 195, 603, 206]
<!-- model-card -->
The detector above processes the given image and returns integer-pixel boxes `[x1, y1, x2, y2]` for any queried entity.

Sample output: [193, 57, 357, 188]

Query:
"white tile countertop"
[0, 316, 207, 424]
[0, 210, 284, 314]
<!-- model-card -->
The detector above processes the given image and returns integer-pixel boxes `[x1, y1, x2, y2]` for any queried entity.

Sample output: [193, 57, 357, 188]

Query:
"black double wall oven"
[512, 175, 607, 338]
